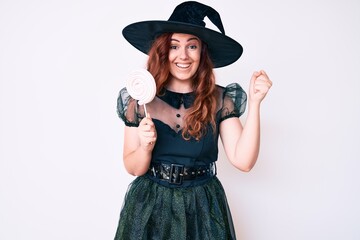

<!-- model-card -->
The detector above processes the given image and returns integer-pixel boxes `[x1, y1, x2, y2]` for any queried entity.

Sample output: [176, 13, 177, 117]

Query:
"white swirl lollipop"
[126, 69, 156, 117]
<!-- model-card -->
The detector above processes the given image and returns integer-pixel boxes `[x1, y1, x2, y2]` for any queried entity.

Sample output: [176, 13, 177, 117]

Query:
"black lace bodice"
[117, 83, 246, 130]
[116, 83, 247, 187]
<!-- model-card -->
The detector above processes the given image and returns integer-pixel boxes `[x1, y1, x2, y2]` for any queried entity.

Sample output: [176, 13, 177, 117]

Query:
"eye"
[170, 45, 178, 50]
[188, 45, 198, 50]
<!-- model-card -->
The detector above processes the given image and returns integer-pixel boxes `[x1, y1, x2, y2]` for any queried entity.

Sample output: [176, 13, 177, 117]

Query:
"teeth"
[176, 63, 190, 68]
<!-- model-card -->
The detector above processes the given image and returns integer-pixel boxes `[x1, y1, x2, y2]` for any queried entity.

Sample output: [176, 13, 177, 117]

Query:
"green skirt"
[114, 175, 236, 240]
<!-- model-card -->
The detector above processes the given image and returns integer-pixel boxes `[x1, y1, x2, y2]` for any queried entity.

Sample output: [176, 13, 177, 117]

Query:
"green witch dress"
[114, 83, 247, 240]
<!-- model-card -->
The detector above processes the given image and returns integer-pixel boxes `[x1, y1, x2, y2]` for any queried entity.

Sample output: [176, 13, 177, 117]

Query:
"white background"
[1, 0, 359, 239]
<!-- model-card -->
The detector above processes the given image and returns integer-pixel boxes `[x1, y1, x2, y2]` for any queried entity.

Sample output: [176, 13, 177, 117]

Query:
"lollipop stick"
[144, 104, 148, 118]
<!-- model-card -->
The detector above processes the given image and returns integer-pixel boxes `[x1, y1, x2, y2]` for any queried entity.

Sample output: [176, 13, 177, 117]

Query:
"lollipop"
[126, 69, 156, 117]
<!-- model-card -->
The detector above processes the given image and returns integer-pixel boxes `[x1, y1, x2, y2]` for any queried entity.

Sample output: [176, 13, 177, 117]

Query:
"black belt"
[147, 162, 217, 185]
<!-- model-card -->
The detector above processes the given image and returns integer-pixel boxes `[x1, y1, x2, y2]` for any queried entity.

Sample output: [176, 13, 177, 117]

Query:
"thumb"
[250, 71, 260, 90]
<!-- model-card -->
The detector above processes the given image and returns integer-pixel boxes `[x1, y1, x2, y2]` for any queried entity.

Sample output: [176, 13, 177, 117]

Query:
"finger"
[255, 78, 272, 87]
[254, 82, 271, 92]
[143, 137, 156, 143]
[143, 128, 156, 136]
[140, 125, 153, 132]
[144, 135, 157, 144]
[254, 83, 271, 95]
[141, 117, 154, 127]
[259, 70, 269, 79]
[252, 71, 261, 80]
[255, 74, 272, 85]
[250, 71, 261, 89]
[254, 83, 270, 91]
[258, 70, 273, 87]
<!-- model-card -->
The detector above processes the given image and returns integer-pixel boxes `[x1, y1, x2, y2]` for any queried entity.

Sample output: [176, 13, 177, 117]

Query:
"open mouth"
[176, 63, 191, 69]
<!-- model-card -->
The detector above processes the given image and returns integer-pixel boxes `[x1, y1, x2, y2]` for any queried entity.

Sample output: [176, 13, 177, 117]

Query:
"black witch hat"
[122, 1, 243, 68]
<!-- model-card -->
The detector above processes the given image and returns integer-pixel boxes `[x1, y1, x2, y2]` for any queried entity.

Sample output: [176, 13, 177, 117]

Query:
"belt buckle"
[169, 164, 184, 185]
[210, 162, 217, 176]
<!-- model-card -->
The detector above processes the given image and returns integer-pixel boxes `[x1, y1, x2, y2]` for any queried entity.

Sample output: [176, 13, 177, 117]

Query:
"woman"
[115, 1, 272, 239]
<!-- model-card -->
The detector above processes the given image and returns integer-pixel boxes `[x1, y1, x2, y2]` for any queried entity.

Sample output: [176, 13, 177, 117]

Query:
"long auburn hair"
[147, 33, 218, 140]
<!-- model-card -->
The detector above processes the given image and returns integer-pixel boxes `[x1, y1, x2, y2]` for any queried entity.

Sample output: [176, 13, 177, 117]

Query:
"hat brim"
[122, 21, 243, 68]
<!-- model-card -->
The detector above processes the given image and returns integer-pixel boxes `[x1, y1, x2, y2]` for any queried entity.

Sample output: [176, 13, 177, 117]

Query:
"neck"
[166, 79, 193, 93]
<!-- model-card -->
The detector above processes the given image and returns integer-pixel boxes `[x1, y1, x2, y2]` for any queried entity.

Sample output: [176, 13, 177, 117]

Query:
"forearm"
[221, 70, 271, 172]
[122, 117, 157, 176]
[234, 102, 261, 171]
[123, 146, 153, 176]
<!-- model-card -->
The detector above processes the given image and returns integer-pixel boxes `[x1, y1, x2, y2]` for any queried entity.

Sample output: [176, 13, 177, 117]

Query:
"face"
[168, 33, 202, 84]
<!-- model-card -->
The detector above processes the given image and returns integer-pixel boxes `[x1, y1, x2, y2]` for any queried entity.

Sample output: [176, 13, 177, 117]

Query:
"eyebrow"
[170, 37, 200, 42]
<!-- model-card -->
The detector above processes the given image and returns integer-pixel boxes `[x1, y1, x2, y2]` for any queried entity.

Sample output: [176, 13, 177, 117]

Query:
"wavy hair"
[147, 33, 217, 140]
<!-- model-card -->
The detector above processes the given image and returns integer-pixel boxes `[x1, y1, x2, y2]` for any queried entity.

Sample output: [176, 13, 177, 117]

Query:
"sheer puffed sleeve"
[116, 87, 141, 127]
[219, 83, 247, 122]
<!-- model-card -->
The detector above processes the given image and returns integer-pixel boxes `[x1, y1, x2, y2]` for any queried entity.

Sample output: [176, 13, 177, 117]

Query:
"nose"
[179, 47, 189, 60]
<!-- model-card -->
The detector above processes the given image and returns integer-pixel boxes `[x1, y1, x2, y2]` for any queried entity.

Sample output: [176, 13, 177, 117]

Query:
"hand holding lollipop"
[126, 69, 156, 117]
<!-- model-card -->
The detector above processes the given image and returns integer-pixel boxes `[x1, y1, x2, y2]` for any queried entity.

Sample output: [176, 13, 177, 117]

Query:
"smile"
[176, 63, 191, 68]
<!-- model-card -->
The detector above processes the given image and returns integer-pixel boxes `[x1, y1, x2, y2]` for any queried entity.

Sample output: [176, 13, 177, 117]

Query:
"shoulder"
[216, 83, 247, 122]
[215, 83, 246, 97]
[117, 86, 141, 127]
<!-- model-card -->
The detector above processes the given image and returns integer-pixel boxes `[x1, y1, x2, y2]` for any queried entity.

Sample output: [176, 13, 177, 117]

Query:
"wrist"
[248, 100, 261, 111]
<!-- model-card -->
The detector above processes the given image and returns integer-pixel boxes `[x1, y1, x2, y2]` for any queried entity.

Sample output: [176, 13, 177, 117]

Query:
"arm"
[123, 114, 157, 176]
[220, 70, 272, 172]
